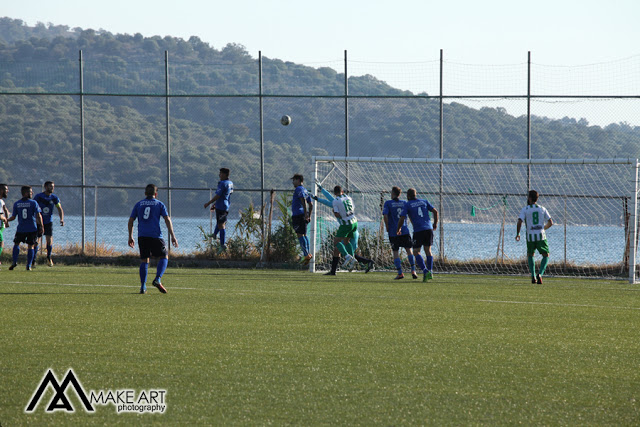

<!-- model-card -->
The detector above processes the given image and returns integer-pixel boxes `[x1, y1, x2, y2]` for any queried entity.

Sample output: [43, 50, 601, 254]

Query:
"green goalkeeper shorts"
[336, 223, 358, 239]
[527, 239, 550, 256]
[0, 224, 4, 244]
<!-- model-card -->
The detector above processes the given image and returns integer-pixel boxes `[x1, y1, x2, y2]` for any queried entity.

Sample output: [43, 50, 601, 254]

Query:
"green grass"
[1, 266, 640, 425]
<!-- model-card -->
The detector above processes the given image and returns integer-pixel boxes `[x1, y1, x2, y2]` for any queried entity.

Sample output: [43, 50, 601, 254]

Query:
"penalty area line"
[3, 280, 200, 291]
[477, 299, 640, 311]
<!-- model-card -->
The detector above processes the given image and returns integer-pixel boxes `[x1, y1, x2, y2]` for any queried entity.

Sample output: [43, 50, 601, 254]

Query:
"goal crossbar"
[313, 156, 638, 166]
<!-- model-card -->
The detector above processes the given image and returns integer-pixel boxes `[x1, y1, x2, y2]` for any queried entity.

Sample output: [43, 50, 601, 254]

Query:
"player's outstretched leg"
[355, 254, 373, 273]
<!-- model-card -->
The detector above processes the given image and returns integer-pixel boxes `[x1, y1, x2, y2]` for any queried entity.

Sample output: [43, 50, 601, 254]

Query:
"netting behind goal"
[312, 157, 639, 281]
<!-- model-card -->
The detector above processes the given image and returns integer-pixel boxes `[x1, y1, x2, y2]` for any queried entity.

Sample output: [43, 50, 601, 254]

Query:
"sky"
[4, 0, 640, 125]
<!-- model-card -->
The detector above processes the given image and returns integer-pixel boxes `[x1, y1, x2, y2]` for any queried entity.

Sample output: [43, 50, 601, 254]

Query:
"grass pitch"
[1, 266, 639, 425]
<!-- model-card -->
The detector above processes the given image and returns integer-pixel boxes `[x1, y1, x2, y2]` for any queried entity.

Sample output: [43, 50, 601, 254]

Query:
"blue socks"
[27, 249, 34, 268]
[299, 236, 309, 256]
[394, 258, 402, 274]
[415, 254, 427, 273]
[47, 245, 52, 259]
[408, 255, 415, 272]
[139, 262, 149, 289]
[156, 258, 168, 281]
[213, 226, 220, 239]
[427, 256, 433, 272]
[12, 245, 19, 264]
[140, 259, 168, 291]
[219, 229, 226, 247]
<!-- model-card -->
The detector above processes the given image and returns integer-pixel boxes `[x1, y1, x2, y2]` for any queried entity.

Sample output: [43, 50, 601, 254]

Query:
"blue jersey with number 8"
[130, 197, 169, 238]
[401, 198, 435, 232]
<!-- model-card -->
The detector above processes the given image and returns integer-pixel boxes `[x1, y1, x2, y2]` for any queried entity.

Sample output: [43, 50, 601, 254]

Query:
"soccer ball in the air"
[281, 115, 291, 126]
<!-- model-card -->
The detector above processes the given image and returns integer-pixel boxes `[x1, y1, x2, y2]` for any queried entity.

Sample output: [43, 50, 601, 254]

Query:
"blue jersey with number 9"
[401, 198, 435, 232]
[130, 197, 169, 238]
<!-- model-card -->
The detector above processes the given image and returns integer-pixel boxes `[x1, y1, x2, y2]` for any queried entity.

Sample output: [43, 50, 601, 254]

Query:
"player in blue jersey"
[291, 174, 314, 265]
[0, 184, 9, 269]
[383, 186, 417, 280]
[204, 168, 234, 253]
[396, 188, 438, 282]
[33, 181, 65, 267]
[7, 186, 44, 271]
[313, 183, 374, 273]
[128, 184, 178, 294]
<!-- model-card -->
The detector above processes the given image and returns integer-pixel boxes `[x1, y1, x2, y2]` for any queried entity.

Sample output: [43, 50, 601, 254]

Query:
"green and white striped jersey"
[332, 194, 357, 225]
[518, 204, 551, 242]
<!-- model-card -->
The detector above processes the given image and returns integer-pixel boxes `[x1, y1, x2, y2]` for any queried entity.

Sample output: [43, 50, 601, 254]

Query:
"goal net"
[311, 157, 639, 283]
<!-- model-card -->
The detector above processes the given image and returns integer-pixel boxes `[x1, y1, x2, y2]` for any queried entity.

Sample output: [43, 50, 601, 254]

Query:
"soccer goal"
[310, 157, 640, 283]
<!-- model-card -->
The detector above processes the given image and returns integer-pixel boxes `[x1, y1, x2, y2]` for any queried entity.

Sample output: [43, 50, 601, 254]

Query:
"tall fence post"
[439, 48, 445, 261]
[527, 51, 532, 190]
[344, 50, 349, 192]
[94, 185, 98, 256]
[259, 51, 265, 242]
[165, 51, 172, 218]
[629, 161, 639, 284]
[79, 50, 86, 254]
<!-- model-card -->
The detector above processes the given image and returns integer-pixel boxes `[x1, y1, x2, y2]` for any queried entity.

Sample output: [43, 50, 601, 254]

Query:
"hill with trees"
[0, 17, 638, 215]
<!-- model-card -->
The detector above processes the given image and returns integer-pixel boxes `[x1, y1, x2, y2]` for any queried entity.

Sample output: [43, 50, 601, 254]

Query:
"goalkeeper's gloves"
[311, 195, 318, 201]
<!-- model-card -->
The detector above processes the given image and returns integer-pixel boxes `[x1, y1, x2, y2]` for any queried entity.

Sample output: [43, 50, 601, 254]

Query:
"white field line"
[2, 280, 201, 291]
[5, 281, 640, 311]
[476, 299, 640, 311]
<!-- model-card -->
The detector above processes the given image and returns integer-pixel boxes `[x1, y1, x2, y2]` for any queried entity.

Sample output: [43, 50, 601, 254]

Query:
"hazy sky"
[4, 0, 640, 125]
[5, 0, 638, 65]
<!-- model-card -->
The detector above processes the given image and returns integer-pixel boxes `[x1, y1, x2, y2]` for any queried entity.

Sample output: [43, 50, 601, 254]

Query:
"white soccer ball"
[280, 115, 291, 126]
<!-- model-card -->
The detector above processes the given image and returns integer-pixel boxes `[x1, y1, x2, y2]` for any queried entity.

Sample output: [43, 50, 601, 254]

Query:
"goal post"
[311, 156, 640, 283]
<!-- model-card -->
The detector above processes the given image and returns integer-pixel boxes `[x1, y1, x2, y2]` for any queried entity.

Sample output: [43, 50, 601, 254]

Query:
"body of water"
[1, 215, 631, 266]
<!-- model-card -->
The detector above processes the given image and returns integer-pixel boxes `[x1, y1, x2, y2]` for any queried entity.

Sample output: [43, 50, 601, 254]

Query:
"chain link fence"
[1, 51, 639, 262]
